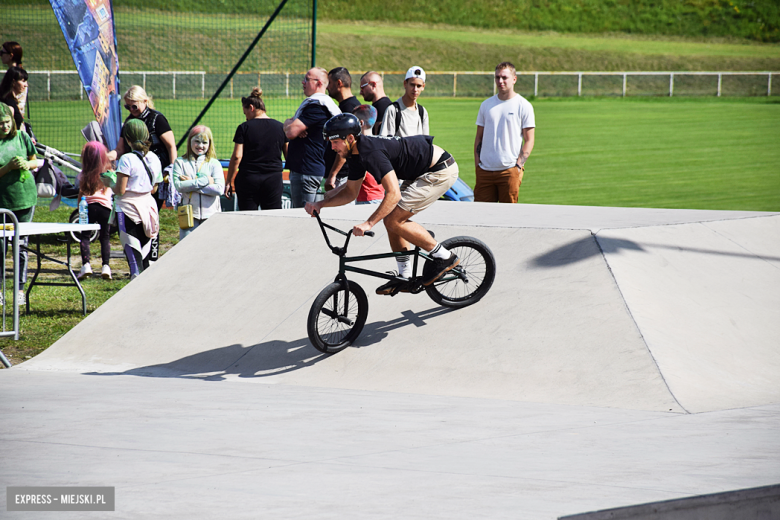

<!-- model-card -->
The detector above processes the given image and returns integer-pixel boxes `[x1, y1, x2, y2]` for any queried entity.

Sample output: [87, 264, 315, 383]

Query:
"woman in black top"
[226, 88, 288, 210]
[108, 85, 177, 210]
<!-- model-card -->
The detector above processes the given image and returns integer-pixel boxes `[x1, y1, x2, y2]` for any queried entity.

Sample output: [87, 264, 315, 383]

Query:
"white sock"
[429, 243, 450, 260]
[396, 255, 412, 279]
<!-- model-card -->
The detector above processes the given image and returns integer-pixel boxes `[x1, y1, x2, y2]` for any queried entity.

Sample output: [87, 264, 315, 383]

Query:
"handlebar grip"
[364, 231, 375, 237]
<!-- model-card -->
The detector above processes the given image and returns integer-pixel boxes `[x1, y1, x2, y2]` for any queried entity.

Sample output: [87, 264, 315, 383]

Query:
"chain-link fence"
[8, 1, 314, 156]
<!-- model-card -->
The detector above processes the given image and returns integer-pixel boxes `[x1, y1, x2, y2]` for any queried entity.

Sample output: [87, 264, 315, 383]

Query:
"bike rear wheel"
[424, 236, 496, 308]
[308, 281, 369, 354]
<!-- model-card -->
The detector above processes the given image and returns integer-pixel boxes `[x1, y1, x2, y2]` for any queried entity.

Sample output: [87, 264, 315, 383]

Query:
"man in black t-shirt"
[283, 68, 341, 208]
[305, 114, 461, 294]
[324, 67, 361, 191]
[359, 71, 392, 136]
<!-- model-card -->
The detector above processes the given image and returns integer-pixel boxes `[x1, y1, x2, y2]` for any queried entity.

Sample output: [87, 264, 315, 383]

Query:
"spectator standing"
[283, 67, 340, 208]
[0, 102, 37, 306]
[1, 43, 27, 126]
[324, 67, 361, 191]
[108, 85, 177, 210]
[380, 66, 429, 137]
[226, 88, 287, 211]
[0, 67, 29, 135]
[76, 142, 114, 281]
[172, 125, 224, 240]
[473, 62, 535, 203]
[351, 104, 385, 205]
[358, 71, 391, 135]
[108, 86, 175, 264]
[112, 119, 162, 280]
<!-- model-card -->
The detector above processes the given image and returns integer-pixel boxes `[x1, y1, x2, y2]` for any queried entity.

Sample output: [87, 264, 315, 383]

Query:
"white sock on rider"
[396, 255, 412, 279]
[429, 243, 450, 260]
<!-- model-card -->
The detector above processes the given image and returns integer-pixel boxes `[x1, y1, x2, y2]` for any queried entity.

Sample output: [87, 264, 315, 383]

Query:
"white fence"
[27, 70, 778, 100]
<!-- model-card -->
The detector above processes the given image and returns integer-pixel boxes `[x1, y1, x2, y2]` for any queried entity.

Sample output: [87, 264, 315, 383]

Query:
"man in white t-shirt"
[474, 62, 535, 203]
[380, 66, 430, 137]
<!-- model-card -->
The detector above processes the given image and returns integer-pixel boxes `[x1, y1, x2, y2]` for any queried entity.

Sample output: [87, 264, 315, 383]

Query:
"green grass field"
[32, 97, 780, 211]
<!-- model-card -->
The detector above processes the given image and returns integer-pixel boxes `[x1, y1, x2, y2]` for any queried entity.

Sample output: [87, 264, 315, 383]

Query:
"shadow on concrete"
[85, 306, 457, 380]
[85, 338, 326, 381]
[354, 305, 458, 347]
[532, 235, 778, 268]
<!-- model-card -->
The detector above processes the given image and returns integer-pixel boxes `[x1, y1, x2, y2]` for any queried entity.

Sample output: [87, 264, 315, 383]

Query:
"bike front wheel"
[424, 236, 496, 309]
[307, 281, 369, 354]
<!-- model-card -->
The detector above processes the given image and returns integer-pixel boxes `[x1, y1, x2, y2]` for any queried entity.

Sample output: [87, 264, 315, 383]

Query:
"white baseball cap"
[405, 66, 426, 82]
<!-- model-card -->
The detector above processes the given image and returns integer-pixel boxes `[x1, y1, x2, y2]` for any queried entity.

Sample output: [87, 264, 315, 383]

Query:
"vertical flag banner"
[49, 0, 122, 149]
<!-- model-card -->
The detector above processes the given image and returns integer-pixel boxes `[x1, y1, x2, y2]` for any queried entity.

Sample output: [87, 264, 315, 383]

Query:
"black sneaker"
[376, 275, 413, 295]
[422, 253, 460, 286]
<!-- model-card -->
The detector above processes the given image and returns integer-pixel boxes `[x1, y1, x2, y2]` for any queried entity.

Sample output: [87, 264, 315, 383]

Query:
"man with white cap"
[379, 66, 429, 137]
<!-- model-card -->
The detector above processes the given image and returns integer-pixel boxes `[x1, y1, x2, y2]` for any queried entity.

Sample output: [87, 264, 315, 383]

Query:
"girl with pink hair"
[77, 141, 114, 280]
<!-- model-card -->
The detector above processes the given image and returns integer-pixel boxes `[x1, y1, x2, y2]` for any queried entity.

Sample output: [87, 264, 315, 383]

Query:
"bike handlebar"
[313, 210, 374, 256]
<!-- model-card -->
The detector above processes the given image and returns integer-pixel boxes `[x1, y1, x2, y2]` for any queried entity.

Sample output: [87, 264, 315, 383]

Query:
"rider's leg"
[384, 206, 436, 252]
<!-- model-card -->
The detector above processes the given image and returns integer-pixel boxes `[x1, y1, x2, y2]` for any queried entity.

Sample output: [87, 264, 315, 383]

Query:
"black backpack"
[392, 101, 425, 135]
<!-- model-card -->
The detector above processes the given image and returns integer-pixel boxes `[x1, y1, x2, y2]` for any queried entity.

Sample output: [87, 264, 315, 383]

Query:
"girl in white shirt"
[113, 119, 161, 279]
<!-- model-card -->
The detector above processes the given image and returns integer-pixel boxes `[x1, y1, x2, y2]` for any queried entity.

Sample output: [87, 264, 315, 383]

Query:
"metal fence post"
[769, 73, 773, 96]
[623, 73, 627, 97]
[717, 73, 722, 97]
[453, 72, 457, 97]
[534, 73, 538, 97]
[669, 73, 674, 97]
[578, 72, 582, 96]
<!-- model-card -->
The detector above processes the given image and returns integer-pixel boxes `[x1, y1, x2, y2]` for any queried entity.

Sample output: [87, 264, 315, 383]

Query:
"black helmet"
[323, 113, 361, 141]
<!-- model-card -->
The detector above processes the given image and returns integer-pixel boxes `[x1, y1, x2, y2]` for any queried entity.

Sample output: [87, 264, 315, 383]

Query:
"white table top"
[0, 222, 100, 238]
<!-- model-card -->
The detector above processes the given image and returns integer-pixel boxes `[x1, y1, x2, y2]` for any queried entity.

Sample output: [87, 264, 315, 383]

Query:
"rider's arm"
[363, 171, 401, 227]
[311, 178, 361, 212]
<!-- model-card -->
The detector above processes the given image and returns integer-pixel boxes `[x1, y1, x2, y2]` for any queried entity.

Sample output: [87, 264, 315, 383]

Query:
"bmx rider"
[305, 113, 460, 295]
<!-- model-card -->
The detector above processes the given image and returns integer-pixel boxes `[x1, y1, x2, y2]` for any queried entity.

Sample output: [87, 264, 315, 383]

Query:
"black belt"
[428, 155, 455, 173]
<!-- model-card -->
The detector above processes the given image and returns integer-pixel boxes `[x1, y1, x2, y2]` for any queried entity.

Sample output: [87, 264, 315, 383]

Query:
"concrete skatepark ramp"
[18, 203, 780, 414]
[4, 203, 779, 520]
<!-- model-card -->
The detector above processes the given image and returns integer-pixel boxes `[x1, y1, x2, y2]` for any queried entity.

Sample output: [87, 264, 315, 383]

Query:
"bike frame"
[314, 212, 433, 286]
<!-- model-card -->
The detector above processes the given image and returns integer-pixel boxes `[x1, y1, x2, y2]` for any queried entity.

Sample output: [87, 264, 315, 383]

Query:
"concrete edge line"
[700, 220, 780, 270]
[592, 230, 689, 415]
[558, 483, 780, 520]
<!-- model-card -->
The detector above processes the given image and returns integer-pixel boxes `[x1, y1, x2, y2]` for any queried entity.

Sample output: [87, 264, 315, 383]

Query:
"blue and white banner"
[49, 0, 122, 149]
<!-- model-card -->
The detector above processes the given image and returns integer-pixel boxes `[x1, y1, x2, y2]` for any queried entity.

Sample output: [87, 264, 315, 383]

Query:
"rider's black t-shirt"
[347, 134, 434, 184]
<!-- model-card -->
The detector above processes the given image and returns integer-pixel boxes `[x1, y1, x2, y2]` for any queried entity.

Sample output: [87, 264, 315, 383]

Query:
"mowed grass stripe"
[428, 98, 779, 210]
[29, 98, 780, 211]
[319, 22, 780, 60]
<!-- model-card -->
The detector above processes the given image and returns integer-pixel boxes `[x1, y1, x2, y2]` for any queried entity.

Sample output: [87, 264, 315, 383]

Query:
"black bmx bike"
[308, 211, 496, 354]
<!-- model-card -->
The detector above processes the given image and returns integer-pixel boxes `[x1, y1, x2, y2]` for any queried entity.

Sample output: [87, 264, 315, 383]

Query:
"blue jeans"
[179, 218, 205, 241]
[289, 171, 322, 208]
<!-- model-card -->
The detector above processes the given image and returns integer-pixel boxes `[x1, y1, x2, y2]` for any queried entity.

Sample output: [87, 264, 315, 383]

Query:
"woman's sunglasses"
[124, 103, 139, 111]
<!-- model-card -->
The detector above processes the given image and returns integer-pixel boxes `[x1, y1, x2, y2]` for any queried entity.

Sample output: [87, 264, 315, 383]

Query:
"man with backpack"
[379, 66, 429, 137]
